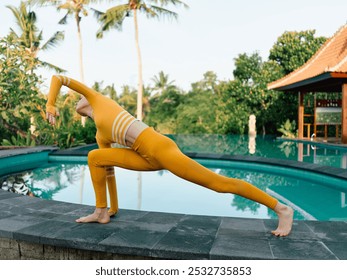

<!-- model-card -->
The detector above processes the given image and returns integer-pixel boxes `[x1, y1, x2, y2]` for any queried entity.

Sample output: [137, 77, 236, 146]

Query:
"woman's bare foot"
[76, 208, 110, 224]
[272, 202, 294, 237]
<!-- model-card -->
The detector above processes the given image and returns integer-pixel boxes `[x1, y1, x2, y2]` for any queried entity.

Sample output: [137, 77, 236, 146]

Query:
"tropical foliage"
[93, 0, 188, 120]
[0, 34, 43, 144]
[269, 30, 327, 74]
[1, 1, 330, 148]
[7, 1, 65, 72]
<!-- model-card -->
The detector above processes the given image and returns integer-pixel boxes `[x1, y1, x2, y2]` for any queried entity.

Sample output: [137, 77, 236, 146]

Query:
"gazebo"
[268, 24, 347, 144]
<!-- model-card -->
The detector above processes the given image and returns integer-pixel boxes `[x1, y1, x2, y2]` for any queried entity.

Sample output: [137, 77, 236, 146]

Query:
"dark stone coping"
[0, 146, 58, 158]
[1, 145, 347, 259]
[1, 189, 347, 260]
[50, 144, 97, 156]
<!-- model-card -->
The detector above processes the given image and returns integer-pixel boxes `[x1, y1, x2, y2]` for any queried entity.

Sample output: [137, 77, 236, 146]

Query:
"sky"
[1, 0, 347, 93]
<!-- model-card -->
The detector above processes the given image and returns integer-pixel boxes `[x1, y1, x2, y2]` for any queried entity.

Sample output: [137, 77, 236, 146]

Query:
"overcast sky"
[1, 0, 347, 92]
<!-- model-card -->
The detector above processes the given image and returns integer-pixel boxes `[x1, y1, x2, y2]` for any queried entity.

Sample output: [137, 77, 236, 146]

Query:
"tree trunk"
[76, 14, 85, 82]
[76, 13, 86, 126]
[133, 9, 143, 121]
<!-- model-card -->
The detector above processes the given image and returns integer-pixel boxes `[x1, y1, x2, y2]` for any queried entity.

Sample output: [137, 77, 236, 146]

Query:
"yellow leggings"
[88, 127, 278, 212]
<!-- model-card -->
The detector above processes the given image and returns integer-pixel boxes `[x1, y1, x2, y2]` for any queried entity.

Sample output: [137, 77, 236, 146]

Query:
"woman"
[46, 75, 293, 236]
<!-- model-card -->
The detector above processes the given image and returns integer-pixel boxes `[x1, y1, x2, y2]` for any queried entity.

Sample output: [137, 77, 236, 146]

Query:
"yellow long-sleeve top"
[46, 75, 137, 147]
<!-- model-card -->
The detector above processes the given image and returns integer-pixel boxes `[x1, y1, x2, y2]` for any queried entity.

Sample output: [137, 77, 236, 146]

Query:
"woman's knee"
[88, 149, 101, 166]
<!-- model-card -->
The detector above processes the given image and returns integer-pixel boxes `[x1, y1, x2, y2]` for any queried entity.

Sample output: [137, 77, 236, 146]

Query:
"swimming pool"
[4, 157, 346, 222]
[1, 136, 346, 221]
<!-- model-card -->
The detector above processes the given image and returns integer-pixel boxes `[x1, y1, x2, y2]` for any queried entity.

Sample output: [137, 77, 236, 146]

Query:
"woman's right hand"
[46, 111, 59, 125]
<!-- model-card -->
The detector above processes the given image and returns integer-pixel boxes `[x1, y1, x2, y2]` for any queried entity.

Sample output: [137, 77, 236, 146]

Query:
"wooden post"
[298, 92, 305, 139]
[298, 143, 303, 162]
[342, 84, 347, 144]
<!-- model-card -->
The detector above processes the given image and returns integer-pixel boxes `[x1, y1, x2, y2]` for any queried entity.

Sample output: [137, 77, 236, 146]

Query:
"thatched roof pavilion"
[268, 24, 347, 144]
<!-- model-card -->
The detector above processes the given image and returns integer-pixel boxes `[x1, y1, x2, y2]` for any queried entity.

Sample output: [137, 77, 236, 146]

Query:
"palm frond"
[91, 7, 104, 19]
[58, 12, 69, 24]
[6, 4, 26, 31]
[146, 5, 178, 20]
[150, 0, 189, 9]
[40, 31, 65, 51]
[40, 60, 66, 73]
[94, 4, 129, 38]
[140, 3, 158, 18]
[8, 29, 20, 40]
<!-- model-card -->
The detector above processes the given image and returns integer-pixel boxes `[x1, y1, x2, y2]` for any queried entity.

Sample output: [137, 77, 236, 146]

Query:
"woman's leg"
[76, 147, 160, 223]
[105, 167, 118, 216]
[133, 128, 293, 236]
[134, 129, 278, 209]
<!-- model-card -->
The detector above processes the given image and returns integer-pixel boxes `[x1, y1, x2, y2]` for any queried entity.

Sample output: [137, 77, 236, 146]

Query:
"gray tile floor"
[1, 189, 347, 259]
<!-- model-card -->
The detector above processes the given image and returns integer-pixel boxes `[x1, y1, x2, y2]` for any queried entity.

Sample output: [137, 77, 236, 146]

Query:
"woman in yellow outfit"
[46, 75, 293, 236]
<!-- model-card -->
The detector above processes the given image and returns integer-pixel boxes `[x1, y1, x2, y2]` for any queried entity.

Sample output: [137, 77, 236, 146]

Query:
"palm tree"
[7, 1, 65, 72]
[29, 0, 107, 82]
[94, 0, 188, 121]
[151, 70, 175, 96]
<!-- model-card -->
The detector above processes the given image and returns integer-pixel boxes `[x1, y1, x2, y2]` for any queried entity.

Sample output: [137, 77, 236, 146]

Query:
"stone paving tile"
[13, 220, 81, 244]
[114, 209, 149, 222]
[169, 215, 221, 236]
[0, 215, 47, 238]
[99, 228, 168, 257]
[216, 227, 270, 240]
[136, 211, 183, 225]
[23, 199, 65, 210]
[40, 201, 88, 214]
[152, 231, 215, 260]
[323, 241, 347, 259]
[269, 239, 338, 260]
[0, 210, 15, 220]
[103, 219, 177, 234]
[304, 221, 347, 242]
[0, 195, 38, 206]
[53, 223, 117, 252]
[210, 235, 273, 260]
[0, 203, 35, 216]
[219, 217, 267, 233]
[0, 191, 21, 200]
[55, 204, 96, 221]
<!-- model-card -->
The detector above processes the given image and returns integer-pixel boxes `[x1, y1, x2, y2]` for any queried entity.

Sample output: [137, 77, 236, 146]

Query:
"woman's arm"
[46, 75, 63, 125]
[46, 75, 97, 125]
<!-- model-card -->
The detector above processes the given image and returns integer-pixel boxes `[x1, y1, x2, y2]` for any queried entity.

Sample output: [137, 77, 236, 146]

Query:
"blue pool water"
[7, 158, 347, 221]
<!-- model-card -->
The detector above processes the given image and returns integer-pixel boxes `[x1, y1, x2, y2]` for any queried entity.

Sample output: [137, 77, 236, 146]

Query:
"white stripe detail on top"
[112, 111, 128, 142]
[56, 75, 71, 87]
[115, 113, 132, 144]
[111, 111, 136, 145]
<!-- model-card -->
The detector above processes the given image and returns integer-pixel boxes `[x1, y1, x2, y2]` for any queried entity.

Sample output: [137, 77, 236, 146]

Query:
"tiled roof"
[268, 24, 347, 90]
